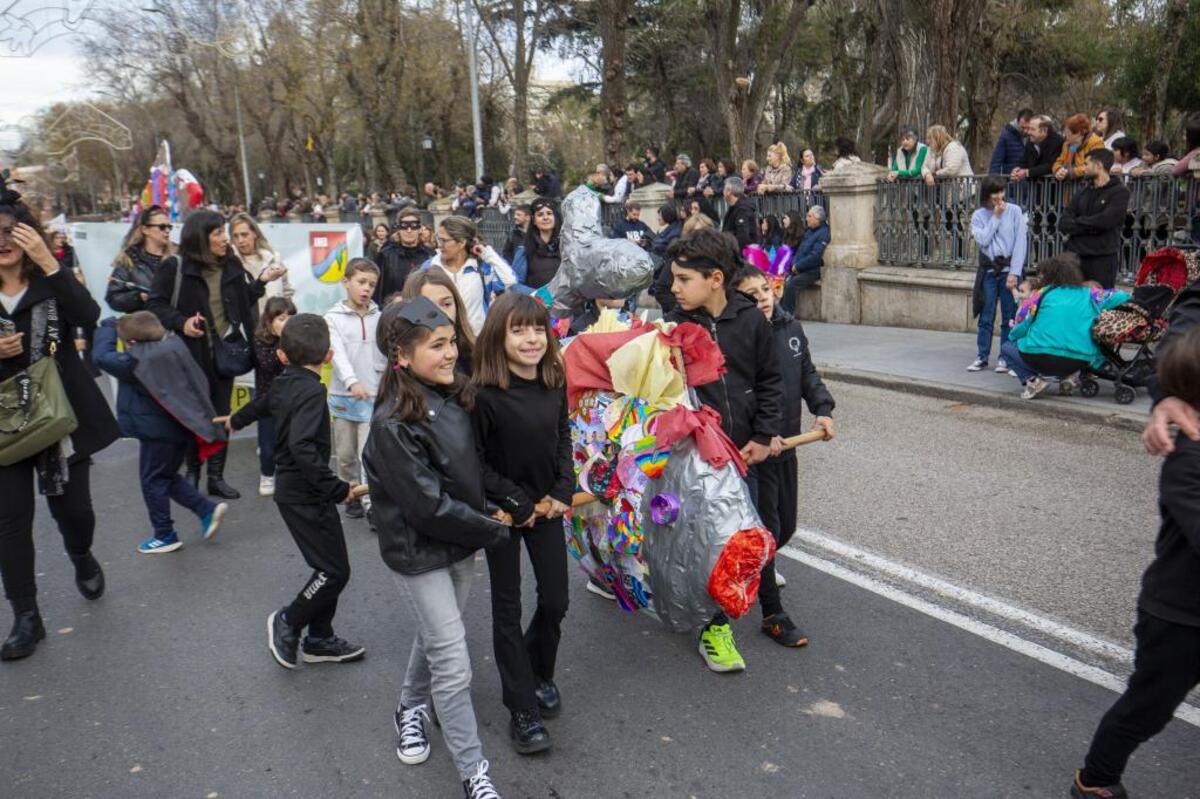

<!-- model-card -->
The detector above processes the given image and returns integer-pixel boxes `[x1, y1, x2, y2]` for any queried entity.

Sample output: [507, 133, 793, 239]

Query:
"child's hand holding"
[740, 440, 771, 466]
[492, 509, 514, 527]
[812, 416, 835, 441]
[539, 496, 569, 520]
[212, 415, 233, 432]
[350, 383, 369, 400]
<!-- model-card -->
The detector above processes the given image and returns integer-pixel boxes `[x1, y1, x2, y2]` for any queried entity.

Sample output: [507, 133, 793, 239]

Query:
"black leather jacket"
[363, 384, 509, 575]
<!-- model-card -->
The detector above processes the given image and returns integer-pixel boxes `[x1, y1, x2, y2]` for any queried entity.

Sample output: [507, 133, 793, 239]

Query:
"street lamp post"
[422, 134, 434, 191]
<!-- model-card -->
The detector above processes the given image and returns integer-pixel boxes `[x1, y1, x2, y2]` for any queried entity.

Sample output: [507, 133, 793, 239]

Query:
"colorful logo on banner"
[310, 231, 348, 283]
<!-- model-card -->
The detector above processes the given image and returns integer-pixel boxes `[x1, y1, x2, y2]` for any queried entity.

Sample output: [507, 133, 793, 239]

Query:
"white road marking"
[777, 543, 1200, 729]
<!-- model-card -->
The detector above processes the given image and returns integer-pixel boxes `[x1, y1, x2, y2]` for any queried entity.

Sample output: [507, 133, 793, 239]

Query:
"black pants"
[0, 458, 95, 601]
[1081, 611, 1200, 786]
[1077, 253, 1118, 289]
[190, 374, 233, 481]
[755, 454, 798, 618]
[276, 502, 351, 640]
[1023, 352, 1089, 379]
[486, 517, 569, 713]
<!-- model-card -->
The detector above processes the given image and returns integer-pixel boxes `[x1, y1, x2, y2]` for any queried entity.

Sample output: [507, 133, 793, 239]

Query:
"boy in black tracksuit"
[1070, 326, 1200, 798]
[663, 228, 783, 673]
[734, 266, 835, 647]
[226, 313, 364, 669]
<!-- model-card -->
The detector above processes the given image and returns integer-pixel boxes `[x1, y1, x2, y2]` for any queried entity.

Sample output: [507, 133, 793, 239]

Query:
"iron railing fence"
[875, 175, 1198, 280]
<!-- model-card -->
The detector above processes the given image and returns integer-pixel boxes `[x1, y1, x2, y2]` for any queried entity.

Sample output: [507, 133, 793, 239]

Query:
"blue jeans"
[977, 270, 1016, 361]
[1000, 340, 1036, 383]
[781, 270, 820, 315]
[257, 414, 275, 477]
[1001, 340, 1087, 384]
[139, 439, 215, 537]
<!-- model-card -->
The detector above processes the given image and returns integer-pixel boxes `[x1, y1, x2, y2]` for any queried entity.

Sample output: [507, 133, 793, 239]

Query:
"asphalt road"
[1, 380, 1196, 798]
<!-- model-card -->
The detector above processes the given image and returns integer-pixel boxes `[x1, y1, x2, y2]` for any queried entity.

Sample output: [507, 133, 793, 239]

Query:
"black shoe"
[345, 499, 364, 519]
[1, 599, 46, 661]
[267, 609, 299, 670]
[1070, 771, 1128, 798]
[207, 478, 241, 500]
[761, 612, 810, 648]
[534, 679, 562, 719]
[301, 635, 366, 664]
[69, 552, 105, 600]
[462, 759, 501, 799]
[508, 709, 551, 755]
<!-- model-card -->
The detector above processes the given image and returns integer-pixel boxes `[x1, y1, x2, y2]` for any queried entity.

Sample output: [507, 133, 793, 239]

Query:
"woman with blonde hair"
[759, 142, 794, 194]
[682, 211, 715, 236]
[229, 212, 292, 314]
[922, 125, 973, 184]
[106, 205, 176, 312]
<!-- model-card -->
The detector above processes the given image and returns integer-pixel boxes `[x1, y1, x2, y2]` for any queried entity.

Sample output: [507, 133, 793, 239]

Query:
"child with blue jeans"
[93, 312, 228, 554]
[968, 176, 1027, 373]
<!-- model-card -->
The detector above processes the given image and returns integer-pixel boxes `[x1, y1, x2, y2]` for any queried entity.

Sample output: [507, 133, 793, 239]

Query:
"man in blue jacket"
[988, 109, 1034, 175]
[780, 206, 830, 314]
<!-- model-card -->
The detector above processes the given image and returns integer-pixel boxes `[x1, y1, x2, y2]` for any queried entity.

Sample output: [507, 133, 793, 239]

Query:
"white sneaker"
[586, 578, 617, 600]
[1021, 377, 1049, 400]
[966, 359, 987, 372]
[259, 475, 275, 497]
[1007, 369, 1018, 378]
[775, 571, 787, 588]
[994, 359, 1009, 373]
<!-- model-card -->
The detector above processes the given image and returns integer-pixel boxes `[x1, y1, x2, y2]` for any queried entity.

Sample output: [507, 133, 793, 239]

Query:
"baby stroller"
[1082, 247, 1200, 404]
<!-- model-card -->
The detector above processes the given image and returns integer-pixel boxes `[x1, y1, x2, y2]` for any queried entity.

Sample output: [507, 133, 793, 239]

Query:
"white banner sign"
[69, 222, 366, 318]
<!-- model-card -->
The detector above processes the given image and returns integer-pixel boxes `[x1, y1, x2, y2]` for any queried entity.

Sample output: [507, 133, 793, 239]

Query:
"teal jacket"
[1009, 285, 1130, 368]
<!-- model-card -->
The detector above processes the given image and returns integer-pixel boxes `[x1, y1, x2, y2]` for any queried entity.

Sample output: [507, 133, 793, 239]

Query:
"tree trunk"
[1139, 0, 1188, 141]
[928, 0, 987, 129]
[510, 1, 529, 180]
[598, 0, 631, 168]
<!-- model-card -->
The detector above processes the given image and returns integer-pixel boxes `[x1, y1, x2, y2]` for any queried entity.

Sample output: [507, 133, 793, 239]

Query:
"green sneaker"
[698, 623, 746, 673]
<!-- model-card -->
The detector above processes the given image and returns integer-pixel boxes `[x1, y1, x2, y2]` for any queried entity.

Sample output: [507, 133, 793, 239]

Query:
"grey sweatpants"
[395, 556, 486, 780]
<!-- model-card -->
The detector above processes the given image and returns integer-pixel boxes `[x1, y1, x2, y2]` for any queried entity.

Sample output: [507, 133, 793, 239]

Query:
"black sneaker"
[394, 702, 431, 765]
[534, 679, 562, 718]
[509, 709, 551, 755]
[761, 613, 810, 648]
[1070, 771, 1128, 798]
[301, 635, 366, 664]
[463, 759, 502, 799]
[345, 499, 365, 519]
[267, 609, 299, 670]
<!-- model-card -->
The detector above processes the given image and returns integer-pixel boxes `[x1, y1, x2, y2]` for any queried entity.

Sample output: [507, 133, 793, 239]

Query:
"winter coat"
[744, 173, 763, 194]
[988, 122, 1026, 175]
[644, 159, 668, 184]
[511, 236, 562, 290]
[1052, 133, 1105, 180]
[721, 198, 760, 251]
[610, 218, 654, 246]
[231, 365, 349, 505]
[93, 320, 222, 445]
[1138, 435, 1200, 627]
[106, 245, 167, 313]
[768, 308, 834, 458]
[324, 300, 385, 397]
[927, 140, 973, 178]
[237, 249, 293, 315]
[792, 223, 831, 274]
[760, 163, 794, 192]
[1059, 179, 1131, 257]
[533, 173, 563, 199]
[363, 383, 510, 575]
[1148, 280, 1200, 402]
[1009, 285, 1130, 368]
[373, 242, 434, 304]
[665, 290, 783, 449]
[672, 167, 699, 200]
[252, 334, 283, 398]
[0, 269, 119, 462]
[146, 254, 266, 382]
[790, 165, 823, 193]
[890, 143, 929, 178]
[1021, 132, 1065, 179]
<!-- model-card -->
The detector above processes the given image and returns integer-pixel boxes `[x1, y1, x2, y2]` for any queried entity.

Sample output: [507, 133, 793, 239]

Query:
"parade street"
[2, 381, 1197, 799]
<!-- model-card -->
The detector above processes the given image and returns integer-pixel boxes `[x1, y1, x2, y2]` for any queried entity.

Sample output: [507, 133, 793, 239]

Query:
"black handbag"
[169, 255, 254, 378]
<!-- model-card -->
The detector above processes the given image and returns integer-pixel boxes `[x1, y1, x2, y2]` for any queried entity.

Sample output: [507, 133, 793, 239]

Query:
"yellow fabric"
[586, 307, 632, 334]
[606, 329, 687, 408]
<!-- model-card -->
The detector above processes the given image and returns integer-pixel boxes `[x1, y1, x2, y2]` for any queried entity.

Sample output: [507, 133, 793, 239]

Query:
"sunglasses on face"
[397, 222, 421, 230]
[145, 224, 172, 231]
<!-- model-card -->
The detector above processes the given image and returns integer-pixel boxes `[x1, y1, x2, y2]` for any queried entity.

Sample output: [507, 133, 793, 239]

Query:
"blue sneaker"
[200, 502, 229, 541]
[138, 533, 182, 555]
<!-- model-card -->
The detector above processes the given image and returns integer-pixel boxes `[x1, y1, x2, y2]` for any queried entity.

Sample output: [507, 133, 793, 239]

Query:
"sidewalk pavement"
[803, 321, 1152, 431]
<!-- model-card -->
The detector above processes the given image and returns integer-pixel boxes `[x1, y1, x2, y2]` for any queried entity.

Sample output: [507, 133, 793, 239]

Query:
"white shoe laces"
[465, 759, 500, 799]
[398, 704, 429, 750]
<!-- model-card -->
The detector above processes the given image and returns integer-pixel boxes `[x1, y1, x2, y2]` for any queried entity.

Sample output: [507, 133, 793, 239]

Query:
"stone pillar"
[428, 197, 455, 230]
[816, 162, 888, 324]
[370, 209, 389, 232]
[324, 208, 341, 224]
[629, 182, 673, 232]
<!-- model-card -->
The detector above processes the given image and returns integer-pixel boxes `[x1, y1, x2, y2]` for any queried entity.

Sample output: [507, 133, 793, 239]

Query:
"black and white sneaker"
[394, 702, 431, 765]
[463, 759, 502, 799]
[267, 609, 299, 670]
[301, 635, 366, 664]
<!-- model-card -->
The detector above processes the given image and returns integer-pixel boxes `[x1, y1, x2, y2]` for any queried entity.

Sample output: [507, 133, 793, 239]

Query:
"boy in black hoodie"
[664, 228, 783, 673]
[1070, 325, 1200, 798]
[733, 266, 835, 648]
[224, 313, 364, 670]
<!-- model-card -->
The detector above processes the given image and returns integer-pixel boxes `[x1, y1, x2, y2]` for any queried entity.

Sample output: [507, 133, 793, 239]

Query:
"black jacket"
[1138, 435, 1200, 627]
[769, 309, 834, 456]
[502, 225, 527, 264]
[0, 269, 119, 462]
[363, 384, 509, 575]
[610, 218, 653, 246]
[1021, 132, 1065, 179]
[534, 173, 562, 199]
[665, 291, 783, 448]
[644, 159, 667, 184]
[146, 254, 265, 380]
[722, 199, 759, 251]
[473, 377, 574, 524]
[231, 366, 349, 505]
[373, 242, 433, 304]
[106, 245, 165, 313]
[672, 167, 699, 200]
[1059, 179, 1130, 257]
[1149, 281, 1200, 402]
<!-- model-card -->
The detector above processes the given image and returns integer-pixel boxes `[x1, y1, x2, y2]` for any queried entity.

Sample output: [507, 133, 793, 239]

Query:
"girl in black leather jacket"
[361, 297, 509, 799]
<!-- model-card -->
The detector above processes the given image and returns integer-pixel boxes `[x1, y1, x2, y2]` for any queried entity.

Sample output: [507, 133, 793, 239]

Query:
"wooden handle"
[572, 491, 598, 507]
[780, 429, 829, 450]
[351, 484, 370, 499]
